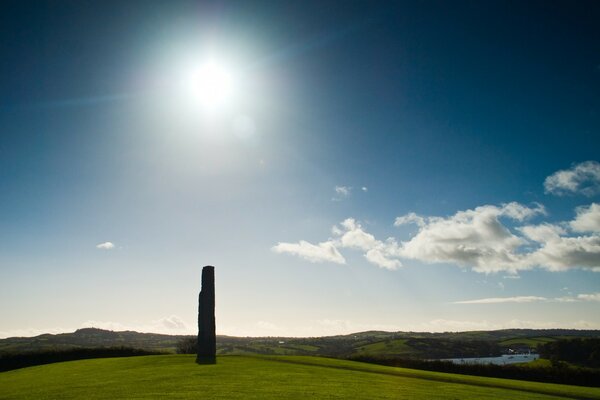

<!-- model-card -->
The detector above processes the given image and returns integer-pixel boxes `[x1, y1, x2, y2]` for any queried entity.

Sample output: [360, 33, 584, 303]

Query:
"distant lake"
[442, 354, 539, 365]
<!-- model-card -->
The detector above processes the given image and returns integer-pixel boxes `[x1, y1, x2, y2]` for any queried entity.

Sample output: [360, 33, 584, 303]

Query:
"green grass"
[518, 359, 554, 368]
[356, 339, 416, 356]
[500, 337, 558, 348]
[1, 355, 600, 399]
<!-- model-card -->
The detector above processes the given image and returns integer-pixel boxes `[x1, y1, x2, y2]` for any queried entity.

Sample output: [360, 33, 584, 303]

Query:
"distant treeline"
[0, 347, 163, 372]
[404, 338, 502, 359]
[539, 338, 600, 368]
[349, 356, 600, 387]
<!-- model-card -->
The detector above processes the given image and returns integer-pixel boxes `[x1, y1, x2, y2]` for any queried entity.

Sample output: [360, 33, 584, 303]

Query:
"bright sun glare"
[187, 60, 234, 110]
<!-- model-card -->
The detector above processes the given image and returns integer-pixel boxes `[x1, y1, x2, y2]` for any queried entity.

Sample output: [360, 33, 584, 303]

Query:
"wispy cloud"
[81, 315, 190, 334]
[0, 315, 192, 339]
[394, 212, 425, 228]
[332, 185, 352, 201]
[454, 296, 547, 304]
[454, 292, 600, 304]
[544, 160, 600, 196]
[96, 241, 115, 250]
[577, 292, 600, 302]
[271, 240, 346, 264]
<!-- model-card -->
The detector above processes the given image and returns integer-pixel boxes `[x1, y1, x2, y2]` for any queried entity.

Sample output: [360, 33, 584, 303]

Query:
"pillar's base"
[196, 356, 216, 364]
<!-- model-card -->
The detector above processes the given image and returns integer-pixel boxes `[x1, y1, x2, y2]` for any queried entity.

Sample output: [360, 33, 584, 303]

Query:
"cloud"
[96, 242, 115, 250]
[332, 186, 351, 201]
[394, 212, 425, 228]
[80, 315, 190, 335]
[410, 318, 591, 331]
[255, 321, 284, 332]
[544, 161, 600, 196]
[570, 203, 600, 233]
[454, 292, 600, 304]
[518, 223, 566, 243]
[393, 202, 599, 273]
[274, 219, 401, 270]
[523, 234, 600, 272]
[334, 218, 402, 270]
[577, 292, 600, 302]
[0, 326, 72, 339]
[361, 186, 368, 192]
[157, 315, 187, 330]
[454, 296, 547, 304]
[274, 201, 600, 273]
[398, 203, 545, 273]
[271, 240, 346, 264]
[335, 218, 378, 250]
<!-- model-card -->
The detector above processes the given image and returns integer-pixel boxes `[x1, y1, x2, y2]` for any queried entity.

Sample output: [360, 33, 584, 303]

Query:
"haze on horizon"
[1, 0, 599, 339]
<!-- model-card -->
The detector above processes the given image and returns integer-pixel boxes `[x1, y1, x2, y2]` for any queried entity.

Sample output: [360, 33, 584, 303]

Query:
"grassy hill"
[3, 328, 599, 359]
[1, 355, 600, 399]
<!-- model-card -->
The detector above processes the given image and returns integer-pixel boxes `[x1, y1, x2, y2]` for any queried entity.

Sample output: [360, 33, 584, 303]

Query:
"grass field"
[356, 339, 415, 356]
[499, 337, 558, 348]
[1, 355, 599, 399]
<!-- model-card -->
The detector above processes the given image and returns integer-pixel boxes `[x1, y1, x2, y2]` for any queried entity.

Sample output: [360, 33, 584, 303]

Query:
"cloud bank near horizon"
[454, 292, 600, 304]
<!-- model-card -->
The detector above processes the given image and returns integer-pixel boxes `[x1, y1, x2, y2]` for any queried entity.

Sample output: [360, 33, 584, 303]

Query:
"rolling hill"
[1, 355, 600, 399]
[2, 328, 599, 359]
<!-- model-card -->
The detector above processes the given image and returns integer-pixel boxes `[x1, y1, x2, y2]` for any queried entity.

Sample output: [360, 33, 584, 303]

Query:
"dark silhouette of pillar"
[197, 265, 216, 364]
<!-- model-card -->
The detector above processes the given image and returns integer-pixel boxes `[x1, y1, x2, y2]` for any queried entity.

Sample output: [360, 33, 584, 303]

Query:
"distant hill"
[0, 328, 185, 353]
[2, 328, 599, 359]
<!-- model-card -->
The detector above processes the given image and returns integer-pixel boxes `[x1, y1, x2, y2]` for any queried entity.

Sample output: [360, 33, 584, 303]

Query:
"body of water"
[442, 354, 539, 365]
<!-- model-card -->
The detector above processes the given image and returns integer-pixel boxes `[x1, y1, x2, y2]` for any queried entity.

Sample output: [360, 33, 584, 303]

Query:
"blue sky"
[1, 1, 599, 337]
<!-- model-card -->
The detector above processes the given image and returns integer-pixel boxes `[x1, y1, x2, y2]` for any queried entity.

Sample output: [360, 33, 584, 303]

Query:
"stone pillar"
[197, 265, 216, 364]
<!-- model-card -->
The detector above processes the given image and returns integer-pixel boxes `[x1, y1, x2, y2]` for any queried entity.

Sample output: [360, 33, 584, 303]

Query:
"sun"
[186, 60, 234, 110]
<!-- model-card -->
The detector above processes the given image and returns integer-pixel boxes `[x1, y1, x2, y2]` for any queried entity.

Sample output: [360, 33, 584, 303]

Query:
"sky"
[1, 0, 599, 338]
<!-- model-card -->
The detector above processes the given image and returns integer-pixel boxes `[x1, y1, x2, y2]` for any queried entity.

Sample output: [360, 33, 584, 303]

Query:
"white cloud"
[577, 292, 600, 302]
[271, 240, 346, 264]
[394, 212, 425, 228]
[518, 223, 566, 243]
[544, 160, 600, 196]
[0, 326, 72, 339]
[334, 218, 402, 270]
[274, 201, 600, 273]
[81, 315, 190, 335]
[332, 186, 351, 201]
[454, 296, 547, 304]
[361, 186, 368, 192]
[96, 241, 115, 250]
[255, 321, 284, 332]
[395, 202, 600, 273]
[336, 218, 378, 250]
[398, 203, 545, 274]
[454, 292, 600, 304]
[156, 315, 188, 330]
[523, 232, 600, 272]
[570, 203, 600, 233]
[274, 219, 401, 270]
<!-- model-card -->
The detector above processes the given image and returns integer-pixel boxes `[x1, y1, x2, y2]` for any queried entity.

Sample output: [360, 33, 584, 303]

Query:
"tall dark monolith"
[196, 265, 216, 364]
